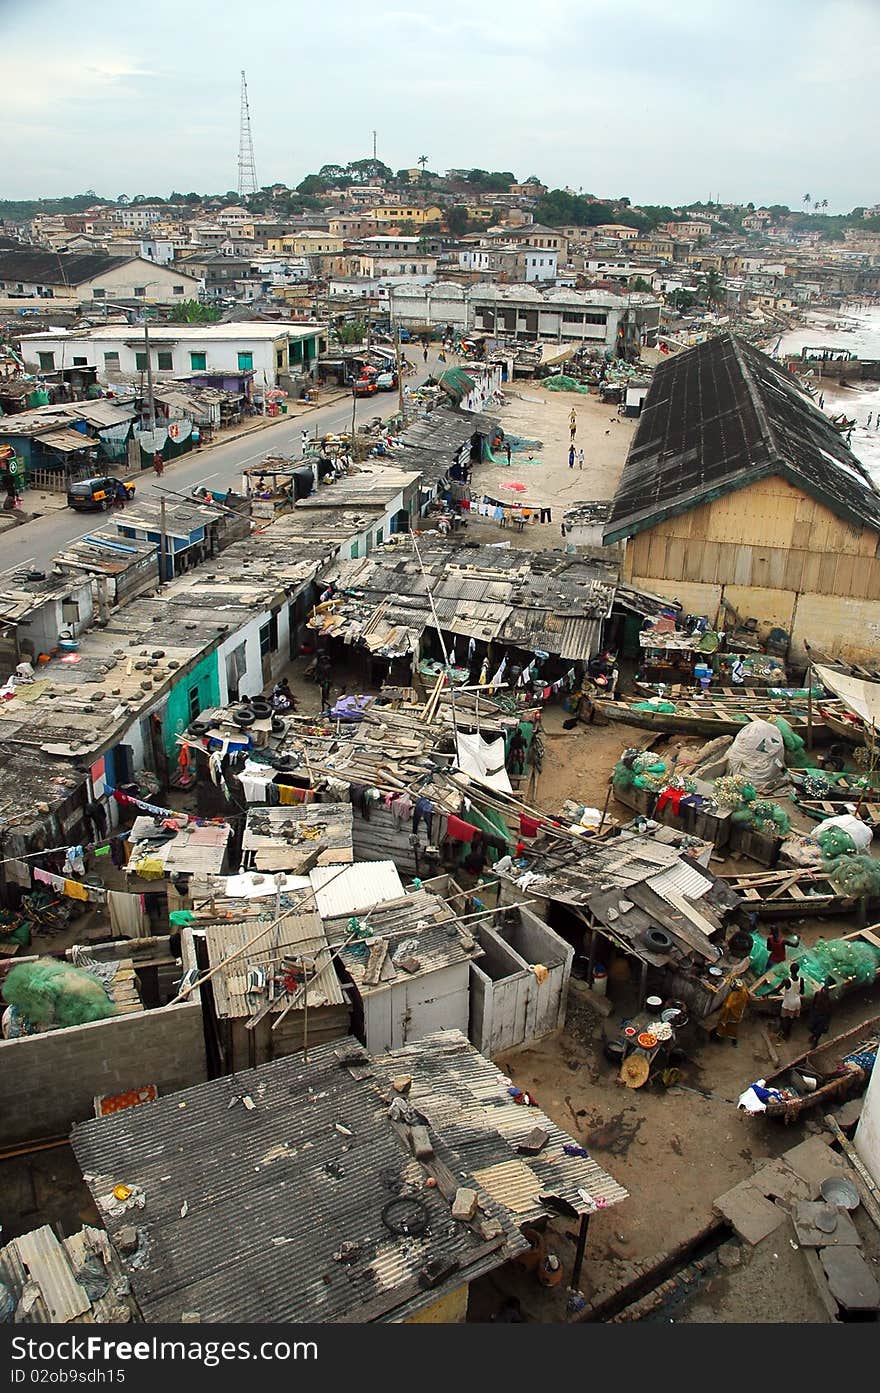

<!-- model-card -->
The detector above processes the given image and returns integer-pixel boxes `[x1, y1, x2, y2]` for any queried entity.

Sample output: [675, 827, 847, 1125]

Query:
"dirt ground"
[459, 383, 634, 548]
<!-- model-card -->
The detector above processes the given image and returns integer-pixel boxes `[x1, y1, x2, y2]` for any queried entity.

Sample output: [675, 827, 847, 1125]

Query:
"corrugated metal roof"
[310, 860, 405, 919]
[5, 1226, 90, 1323]
[204, 907, 346, 1017]
[648, 860, 712, 901]
[71, 1036, 527, 1324]
[327, 889, 482, 991]
[559, 615, 602, 662]
[377, 1032, 628, 1218]
[0, 1225, 133, 1325]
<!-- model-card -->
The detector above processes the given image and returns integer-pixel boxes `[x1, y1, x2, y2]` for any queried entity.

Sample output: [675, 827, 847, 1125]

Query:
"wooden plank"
[823, 1115, 880, 1232]
[802, 1245, 841, 1323]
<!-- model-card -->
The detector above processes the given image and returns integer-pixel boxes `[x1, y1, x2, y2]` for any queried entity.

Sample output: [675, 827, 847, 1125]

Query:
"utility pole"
[143, 314, 157, 433]
[159, 495, 169, 584]
[395, 320, 404, 420]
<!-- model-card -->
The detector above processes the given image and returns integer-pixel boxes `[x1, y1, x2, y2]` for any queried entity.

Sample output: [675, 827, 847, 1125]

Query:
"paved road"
[6, 345, 445, 574]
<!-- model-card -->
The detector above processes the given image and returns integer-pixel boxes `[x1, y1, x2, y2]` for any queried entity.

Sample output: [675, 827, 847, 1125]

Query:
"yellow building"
[363, 205, 443, 224]
[267, 233, 345, 256]
[604, 333, 880, 665]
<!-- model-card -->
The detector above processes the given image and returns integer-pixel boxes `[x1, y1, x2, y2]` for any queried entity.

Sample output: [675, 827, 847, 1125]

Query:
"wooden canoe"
[759, 1016, 880, 1123]
[747, 927, 880, 1012]
[718, 868, 868, 917]
[794, 798, 880, 830]
[819, 707, 868, 747]
[593, 696, 837, 738]
[633, 682, 816, 701]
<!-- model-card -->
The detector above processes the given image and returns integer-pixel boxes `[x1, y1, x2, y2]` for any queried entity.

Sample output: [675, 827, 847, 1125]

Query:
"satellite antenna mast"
[372, 129, 377, 160]
[237, 70, 258, 198]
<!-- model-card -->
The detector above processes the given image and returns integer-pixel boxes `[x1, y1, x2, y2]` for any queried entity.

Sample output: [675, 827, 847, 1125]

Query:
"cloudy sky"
[2, 0, 878, 208]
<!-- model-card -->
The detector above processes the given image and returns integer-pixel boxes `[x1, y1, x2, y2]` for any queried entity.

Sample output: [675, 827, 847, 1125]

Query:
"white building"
[0, 251, 203, 308]
[385, 280, 471, 329]
[112, 205, 165, 231]
[19, 322, 328, 389]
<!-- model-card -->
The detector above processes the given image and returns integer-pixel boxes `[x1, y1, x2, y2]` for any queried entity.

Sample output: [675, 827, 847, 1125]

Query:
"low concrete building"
[20, 322, 327, 390]
[0, 249, 202, 307]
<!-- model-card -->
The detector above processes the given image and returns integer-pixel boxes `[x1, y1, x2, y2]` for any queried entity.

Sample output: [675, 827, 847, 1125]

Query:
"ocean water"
[774, 303, 880, 486]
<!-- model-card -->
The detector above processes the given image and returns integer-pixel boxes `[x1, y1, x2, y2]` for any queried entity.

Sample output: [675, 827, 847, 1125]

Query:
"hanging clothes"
[63, 879, 90, 902]
[390, 791, 414, 824]
[34, 867, 65, 892]
[63, 845, 85, 877]
[412, 797, 433, 839]
[445, 814, 478, 842]
[108, 891, 147, 938]
[519, 814, 542, 838]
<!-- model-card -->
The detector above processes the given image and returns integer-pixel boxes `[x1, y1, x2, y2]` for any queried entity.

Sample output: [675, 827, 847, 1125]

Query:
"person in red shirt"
[766, 924, 788, 967]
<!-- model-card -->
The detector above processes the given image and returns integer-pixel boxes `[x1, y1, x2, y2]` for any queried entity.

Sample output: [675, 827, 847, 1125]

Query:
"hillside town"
[1, 35, 879, 1344]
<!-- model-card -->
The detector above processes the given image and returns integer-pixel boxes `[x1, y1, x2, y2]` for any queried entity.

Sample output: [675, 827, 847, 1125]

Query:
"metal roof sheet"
[377, 1032, 628, 1218]
[327, 890, 483, 991]
[71, 1036, 527, 1324]
[310, 860, 405, 919]
[203, 907, 345, 1017]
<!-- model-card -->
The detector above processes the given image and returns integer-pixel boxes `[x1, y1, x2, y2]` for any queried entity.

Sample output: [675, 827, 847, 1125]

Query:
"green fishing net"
[2, 958, 117, 1028]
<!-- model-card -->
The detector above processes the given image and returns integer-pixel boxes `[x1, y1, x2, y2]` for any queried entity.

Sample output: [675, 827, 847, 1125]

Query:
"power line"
[237, 70, 258, 199]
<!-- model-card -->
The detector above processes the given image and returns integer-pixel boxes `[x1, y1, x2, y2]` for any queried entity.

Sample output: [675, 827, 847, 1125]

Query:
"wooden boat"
[794, 797, 880, 830]
[819, 706, 868, 747]
[758, 1016, 879, 1124]
[632, 682, 817, 701]
[790, 771, 880, 798]
[593, 695, 840, 739]
[719, 868, 871, 918]
[748, 927, 880, 1014]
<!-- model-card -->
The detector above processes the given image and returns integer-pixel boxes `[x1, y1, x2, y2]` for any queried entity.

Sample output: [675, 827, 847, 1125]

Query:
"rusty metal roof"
[71, 1036, 528, 1324]
[377, 1031, 628, 1219]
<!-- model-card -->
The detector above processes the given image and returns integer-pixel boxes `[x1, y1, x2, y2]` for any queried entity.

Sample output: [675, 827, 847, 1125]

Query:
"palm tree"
[418, 154, 429, 185]
[704, 269, 725, 309]
[817, 198, 829, 213]
[803, 194, 812, 213]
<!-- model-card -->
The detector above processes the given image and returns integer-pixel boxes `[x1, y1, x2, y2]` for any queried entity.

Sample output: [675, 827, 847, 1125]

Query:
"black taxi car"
[66, 476, 136, 511]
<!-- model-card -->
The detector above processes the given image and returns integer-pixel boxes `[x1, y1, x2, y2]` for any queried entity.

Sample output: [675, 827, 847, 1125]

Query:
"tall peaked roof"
[604, 333, 880, 543]
[0, 249, 132, 286]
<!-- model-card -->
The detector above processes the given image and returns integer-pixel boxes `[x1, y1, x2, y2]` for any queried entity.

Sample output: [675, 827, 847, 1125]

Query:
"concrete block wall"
[0, 1003, 206, 1147]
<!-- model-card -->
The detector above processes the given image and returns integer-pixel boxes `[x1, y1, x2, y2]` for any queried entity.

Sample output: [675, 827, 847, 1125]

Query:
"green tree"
[168, 299, 221, 325]
[318, 164, 349, 185]
[296, 175, 321, 195]
[346, 159, 393, 184]
[446, 205, 471, 236]
[703, 270, 725, 307]
[334, 320, 366, 345]
[668, 288, 698, 313]
[630, 276, 652, 292]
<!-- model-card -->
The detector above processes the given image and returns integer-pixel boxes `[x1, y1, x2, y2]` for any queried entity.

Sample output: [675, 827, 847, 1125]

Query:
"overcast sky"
[2, 0, 878, 208]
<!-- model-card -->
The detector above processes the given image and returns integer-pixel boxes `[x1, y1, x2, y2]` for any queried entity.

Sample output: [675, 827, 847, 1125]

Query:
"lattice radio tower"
[237, 70, 258, 198]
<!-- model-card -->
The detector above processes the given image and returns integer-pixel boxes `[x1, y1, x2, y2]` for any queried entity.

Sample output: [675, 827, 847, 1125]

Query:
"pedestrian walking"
[152, 451, 164, 477]
[578, 448, 584, 470]
[777, 964, 804, 1041]
[808, 979, 833, 1049]
[568, 444, 576, 469]
[423, 344, 429, 364]
[715, 980, 749, 1047]
[505, 442, 512, 465]
[315, 650, 332, 711]
[569, 408, 577, 440]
